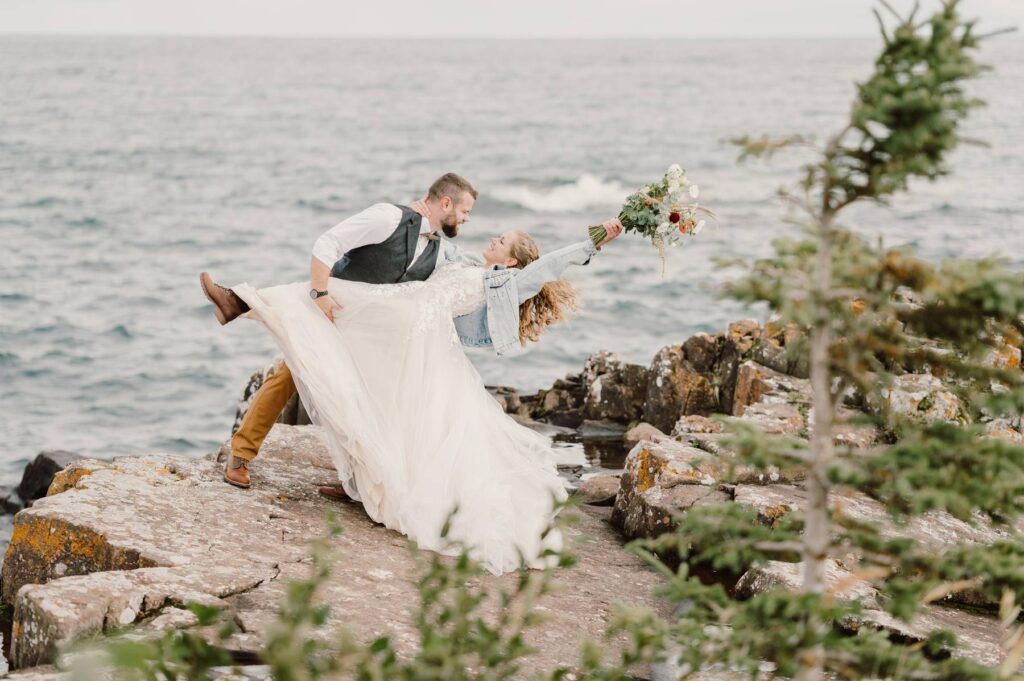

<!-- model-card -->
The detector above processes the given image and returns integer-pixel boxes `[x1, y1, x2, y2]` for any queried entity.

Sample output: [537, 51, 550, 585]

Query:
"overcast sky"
[1, 0, 1021, 38]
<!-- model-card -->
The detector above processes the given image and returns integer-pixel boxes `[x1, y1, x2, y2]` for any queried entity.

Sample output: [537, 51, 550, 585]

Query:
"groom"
[200, 172, 478, 495]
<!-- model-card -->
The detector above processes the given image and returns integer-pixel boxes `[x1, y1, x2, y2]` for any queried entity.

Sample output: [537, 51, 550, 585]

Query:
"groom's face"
[440, 192, 475, 238]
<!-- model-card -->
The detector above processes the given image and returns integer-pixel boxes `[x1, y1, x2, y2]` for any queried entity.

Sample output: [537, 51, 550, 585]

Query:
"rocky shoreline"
[1, 317, 1021, 678]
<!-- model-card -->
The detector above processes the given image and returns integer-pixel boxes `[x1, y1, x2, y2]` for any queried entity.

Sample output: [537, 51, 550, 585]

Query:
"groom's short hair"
[428, 173, 478, 202]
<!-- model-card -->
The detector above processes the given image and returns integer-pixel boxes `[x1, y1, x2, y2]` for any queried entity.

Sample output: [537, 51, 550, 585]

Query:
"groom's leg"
[226, 362, 350, 501]
[230, 363, 297, 462]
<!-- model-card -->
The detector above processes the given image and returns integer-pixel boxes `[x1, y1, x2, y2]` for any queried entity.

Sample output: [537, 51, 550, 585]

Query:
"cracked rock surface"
[1, 424, 665, 675]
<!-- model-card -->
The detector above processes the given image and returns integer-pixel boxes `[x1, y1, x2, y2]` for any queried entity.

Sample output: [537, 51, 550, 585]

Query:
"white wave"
[491, 174, 627, 213]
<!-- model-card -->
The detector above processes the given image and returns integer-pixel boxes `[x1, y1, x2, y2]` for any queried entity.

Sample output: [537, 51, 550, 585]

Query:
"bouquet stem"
[588, 225, 607, 246]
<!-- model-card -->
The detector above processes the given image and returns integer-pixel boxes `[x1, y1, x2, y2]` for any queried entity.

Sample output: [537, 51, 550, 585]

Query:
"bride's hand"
[316, 295, 342, 322]
[411, 198, 431, 218]
[597, 218, 623, 247]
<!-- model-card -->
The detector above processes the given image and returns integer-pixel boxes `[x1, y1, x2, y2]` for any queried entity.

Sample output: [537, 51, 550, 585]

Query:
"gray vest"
[330, 204, 440, 284]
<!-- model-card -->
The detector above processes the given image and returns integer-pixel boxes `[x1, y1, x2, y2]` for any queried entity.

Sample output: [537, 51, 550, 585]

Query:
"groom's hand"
[316, 296, 342, 322]
[597, 218, 624, 247]
[411, 198, 431, 218]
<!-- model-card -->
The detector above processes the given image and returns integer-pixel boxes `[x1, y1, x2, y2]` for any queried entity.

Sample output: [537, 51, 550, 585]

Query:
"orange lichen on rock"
[989, 343, 1021, 370]
[632, 448, 665, 493]
[761, 504, 793, 527]
[46, 468, 95, 496]
[2, 515, 156, 603]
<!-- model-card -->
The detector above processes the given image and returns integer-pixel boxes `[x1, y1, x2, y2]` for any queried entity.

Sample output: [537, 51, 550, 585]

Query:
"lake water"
[1, 36, 1021, 488]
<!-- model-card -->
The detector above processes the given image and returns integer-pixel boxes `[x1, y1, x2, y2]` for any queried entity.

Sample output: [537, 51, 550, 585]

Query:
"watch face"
[309, 289, 318, 300]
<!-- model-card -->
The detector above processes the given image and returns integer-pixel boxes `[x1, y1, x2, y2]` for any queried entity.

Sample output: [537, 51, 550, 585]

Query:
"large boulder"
[611, 440, 730, 539]
[642, 346, 717, 433]
[583, 361, 649, 423]
[0, 425, 667, 672]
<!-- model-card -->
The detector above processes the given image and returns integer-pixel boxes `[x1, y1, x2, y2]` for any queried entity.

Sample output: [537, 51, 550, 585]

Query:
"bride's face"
[482, 231, 520, 267]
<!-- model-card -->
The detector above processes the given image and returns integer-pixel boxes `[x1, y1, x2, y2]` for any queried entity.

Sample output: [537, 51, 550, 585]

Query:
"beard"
[442, 219, 459, 238]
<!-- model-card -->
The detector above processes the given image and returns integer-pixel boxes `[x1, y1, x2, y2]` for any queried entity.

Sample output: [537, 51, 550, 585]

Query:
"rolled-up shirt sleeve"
[311, 203, 403, 268]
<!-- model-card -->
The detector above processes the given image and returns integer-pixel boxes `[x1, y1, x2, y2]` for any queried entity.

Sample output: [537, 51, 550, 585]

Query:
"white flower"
[689, 184, 700, 199]
[668, 178, 680, 192]
[658, 221, 672, 234]
[694, 220, 706, 234]
[667, 164, 684, 180]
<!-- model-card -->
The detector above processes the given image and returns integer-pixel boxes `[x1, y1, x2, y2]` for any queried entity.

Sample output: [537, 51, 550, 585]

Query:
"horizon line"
[0, 31, 894, 40]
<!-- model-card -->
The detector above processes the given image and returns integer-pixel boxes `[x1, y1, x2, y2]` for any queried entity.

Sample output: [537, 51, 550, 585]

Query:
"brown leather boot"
[318, 485, 351, 502]
[224, 453, 252, 488]
[200, 272, 250, 325]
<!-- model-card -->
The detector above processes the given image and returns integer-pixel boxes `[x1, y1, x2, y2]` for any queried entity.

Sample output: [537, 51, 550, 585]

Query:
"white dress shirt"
[311, 203, 438, 272]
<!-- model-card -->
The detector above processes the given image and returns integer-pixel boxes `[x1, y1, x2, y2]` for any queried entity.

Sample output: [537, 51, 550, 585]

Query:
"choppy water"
[1, 36, 1022, 487]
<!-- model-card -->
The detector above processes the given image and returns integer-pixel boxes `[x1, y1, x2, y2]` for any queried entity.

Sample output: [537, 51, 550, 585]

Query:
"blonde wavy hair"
[508, 232, 579, 345]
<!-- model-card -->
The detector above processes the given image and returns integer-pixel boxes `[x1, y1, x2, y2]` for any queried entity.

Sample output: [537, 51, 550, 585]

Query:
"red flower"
[669, 212, 681, 223]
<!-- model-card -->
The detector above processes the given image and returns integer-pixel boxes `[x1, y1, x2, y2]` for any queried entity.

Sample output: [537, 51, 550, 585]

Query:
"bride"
[230, 217, 623, 575]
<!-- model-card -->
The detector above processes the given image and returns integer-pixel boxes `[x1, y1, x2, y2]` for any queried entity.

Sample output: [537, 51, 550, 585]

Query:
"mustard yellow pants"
[230, 363, 297, 461]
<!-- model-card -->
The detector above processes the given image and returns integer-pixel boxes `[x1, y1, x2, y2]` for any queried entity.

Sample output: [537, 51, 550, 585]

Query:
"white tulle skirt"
[232, 278, 566, 574]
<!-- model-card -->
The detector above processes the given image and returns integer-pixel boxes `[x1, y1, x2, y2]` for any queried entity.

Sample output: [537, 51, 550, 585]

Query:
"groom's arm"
[310, 203, 403, 270]
[309, 256, 337, 319]
[309, 203, 403, 320]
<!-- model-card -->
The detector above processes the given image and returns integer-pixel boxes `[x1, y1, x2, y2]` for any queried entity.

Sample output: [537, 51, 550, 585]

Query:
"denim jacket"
[444, 239, 599, 356]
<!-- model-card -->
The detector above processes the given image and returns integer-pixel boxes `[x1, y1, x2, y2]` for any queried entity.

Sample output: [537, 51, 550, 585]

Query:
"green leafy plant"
[567, 2, 1024, 680]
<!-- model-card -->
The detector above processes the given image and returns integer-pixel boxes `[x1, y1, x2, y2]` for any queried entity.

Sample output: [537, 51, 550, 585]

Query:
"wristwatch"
[310, 289, 329, 300]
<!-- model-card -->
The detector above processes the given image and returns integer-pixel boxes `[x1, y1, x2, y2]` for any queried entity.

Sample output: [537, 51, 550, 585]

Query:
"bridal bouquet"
[589, 164, 716, 271]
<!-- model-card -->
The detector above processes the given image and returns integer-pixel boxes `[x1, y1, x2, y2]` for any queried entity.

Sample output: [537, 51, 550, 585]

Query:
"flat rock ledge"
[0, 425, 666, 675]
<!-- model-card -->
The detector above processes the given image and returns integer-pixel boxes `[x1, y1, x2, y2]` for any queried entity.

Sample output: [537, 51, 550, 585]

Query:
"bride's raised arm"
[513, 218, 622, 303]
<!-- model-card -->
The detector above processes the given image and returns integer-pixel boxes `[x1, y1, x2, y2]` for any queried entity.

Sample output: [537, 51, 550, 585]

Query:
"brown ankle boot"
[318, 485, 351, 502]
[224, 453, 251, 488]
[200, 272, 250, 325]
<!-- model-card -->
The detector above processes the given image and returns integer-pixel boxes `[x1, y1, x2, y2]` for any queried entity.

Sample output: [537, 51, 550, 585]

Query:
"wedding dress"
[232, 263, 567, 575]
